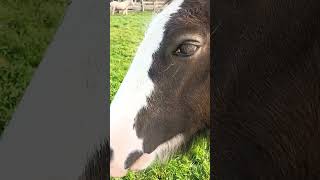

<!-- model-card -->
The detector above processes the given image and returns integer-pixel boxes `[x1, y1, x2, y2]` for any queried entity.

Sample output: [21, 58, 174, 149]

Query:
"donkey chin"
[110, 131, 188, 177]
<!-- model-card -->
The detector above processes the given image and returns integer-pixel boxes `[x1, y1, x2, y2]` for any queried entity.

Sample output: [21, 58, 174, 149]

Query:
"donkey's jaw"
[110, 153, 155, 178]
[129, 152, 157, 171]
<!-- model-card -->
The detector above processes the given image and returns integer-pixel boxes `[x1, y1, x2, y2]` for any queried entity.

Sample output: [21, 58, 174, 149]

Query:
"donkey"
[110, 0, 210, 177]
[110, 0, 134, 15]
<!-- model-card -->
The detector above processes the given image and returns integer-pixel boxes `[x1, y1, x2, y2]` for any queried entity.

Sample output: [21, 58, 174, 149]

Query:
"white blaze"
[110, 0, 185, 177]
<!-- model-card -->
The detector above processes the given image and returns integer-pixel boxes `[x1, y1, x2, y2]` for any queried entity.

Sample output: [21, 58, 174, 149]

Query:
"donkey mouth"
[129, 152, 156, 171]
[110, 166, 128, 178]
[110, 152, 156, 178]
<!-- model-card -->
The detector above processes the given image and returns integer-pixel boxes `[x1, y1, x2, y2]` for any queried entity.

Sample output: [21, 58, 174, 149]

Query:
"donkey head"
[110, 0, 210, 177]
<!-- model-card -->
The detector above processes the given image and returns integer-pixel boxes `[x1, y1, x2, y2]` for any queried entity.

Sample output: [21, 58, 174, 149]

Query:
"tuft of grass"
[110, 12, 210, 180]
[0, 0, 68, 133]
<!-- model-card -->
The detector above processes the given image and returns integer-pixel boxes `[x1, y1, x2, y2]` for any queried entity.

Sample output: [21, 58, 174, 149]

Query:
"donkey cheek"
[142, 133, 170, 153]
[142, 140, 157, 154]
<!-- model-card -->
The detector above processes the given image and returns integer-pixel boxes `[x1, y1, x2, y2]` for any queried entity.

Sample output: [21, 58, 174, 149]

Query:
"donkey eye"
[174, 42, 199, 57]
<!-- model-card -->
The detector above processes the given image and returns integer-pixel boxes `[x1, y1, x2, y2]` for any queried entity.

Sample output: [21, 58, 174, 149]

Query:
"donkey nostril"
[124, 150, 143, 169]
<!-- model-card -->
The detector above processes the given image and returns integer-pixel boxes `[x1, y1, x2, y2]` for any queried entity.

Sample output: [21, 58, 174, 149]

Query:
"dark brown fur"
[213, 0, 320, 179]
[79, 140, 109, 180]
[134, 0, 210, 153]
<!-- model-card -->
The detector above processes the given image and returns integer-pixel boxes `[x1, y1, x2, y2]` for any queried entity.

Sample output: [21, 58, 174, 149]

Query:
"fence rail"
[129, 0, 166, 12]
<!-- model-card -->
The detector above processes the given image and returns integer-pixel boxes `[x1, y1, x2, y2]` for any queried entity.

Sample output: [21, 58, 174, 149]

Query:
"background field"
[110, 12, 210, 180]
[0, 0, 68, 134]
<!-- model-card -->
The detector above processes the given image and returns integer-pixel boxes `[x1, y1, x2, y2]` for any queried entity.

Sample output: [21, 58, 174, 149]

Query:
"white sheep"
[110, 0, 134, 15]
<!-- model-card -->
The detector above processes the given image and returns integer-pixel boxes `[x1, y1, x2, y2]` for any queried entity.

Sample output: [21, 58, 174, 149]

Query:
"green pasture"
[110, 11, 210, 180]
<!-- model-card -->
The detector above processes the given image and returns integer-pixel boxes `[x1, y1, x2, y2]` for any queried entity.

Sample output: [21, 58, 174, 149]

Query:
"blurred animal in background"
[110, 0, 134, 15]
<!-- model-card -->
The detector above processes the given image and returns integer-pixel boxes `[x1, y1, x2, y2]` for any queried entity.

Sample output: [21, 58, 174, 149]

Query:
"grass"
[110, 11, 210, 180]
[0, 0, 69, 133]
